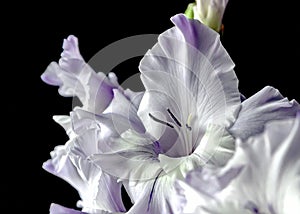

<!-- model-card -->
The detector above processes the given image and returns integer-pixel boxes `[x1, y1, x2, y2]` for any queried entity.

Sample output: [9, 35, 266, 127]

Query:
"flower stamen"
[186, 124, 192, 131]
[167, 108, 182, 127]
[149, 113, 174, 128]
[186, 113, 193, 131]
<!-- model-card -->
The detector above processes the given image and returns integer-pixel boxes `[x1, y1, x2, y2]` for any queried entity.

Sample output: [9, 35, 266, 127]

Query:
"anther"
[167, 108, 182, 127]
[186, 124, 192, 131]
[149, 113, 174, 128]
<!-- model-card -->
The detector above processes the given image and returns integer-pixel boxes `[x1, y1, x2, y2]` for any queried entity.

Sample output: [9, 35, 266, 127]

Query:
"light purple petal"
[229, 86, 300, 140]
[42, 144, 86, 192]
[224, 113, 300, 213]
[89, 130, 162, 182]
[266, 112, 300, 213]
[103, 89, 145, 133]
[43, 147, 126, 212]
[70, 108, 144, 153]
[125, 178, 174, 214]
[49, 203, 113, 214]
[50, 203, 87, 214]
[121, 146, 212, 213]
[41, 62, 63, 85]
[171, 180, 213, 213]
[69, 155, 126, 213]
[41, 35, 121, 114]
[138, 14, 241, 157]
[123, 158, 202, 214]
[43, 110, 126, 212]
[194, 124, 235, 167]
[124, 150, 212, 214]
[185, 165, 243, 196]
[123, 89, 144, 109]
[61, 35, 82, 59]
[52, 115, 74, 137]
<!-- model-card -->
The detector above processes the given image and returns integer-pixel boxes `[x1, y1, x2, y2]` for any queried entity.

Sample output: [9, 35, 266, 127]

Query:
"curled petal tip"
[41, 62, 62, 86]
[170, 13, 186, 24]
[67, 35, 78, 42]
[62, 39, 71, 50]
[62, 35, 80, 58]
[50, 203, 85, 214]
[42, 159, 55, 174]
[67, 35, 78, 48]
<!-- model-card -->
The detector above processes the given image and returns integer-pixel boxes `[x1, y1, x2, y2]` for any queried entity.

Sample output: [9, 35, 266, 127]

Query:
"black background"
[4, 0, 299, 213]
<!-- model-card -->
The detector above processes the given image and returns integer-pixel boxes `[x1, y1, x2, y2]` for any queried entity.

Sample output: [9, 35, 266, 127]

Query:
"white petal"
[52, 115, 75, 138]
[103, 89, 145, 133]
[71, 108, 143, 153]
[90, 129, 162, 182]
[44, 110, 127, 212]
[138, 14, 240, 157]
[194, 123, 235, 166]
[266, 114, 300, 213]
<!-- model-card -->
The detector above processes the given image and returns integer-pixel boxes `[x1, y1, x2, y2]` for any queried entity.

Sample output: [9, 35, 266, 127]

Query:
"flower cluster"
[41, 4, 300, 214]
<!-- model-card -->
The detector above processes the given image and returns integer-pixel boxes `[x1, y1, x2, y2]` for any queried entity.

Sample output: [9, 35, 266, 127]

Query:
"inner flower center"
[148, 109, 196, 156]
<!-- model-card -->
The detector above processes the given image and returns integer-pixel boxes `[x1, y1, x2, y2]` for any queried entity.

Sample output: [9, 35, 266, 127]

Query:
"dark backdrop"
[3, 1, 299, 213]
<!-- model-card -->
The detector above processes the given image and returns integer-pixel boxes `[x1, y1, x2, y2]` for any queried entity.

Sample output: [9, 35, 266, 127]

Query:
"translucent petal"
[138, 14, 240, 158]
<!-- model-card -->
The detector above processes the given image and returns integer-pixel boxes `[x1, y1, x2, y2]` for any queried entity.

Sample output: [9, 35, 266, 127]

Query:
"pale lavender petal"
[95, 173, 126, 213]
[49, 203, 114, 214]
[125, 179, 174, 214]
[43, 148, 126, 212]
[171, 14, 236, 81]
[70, 108, 144, 153]
[42, 144, 86, 193]
[138, 14, 240, 157]
[171, 180, 212, 214]
[123, 164, 199, 214]
[124, 183, 155, 214]
[194, 124, 235, 167]
[122, 148, 212, 213]
[206, 113, 300, 213]
[168, 162, 243, 213]
[69, 155, 126, 213]
[52, 115, 74, 137]
[50, 203, 87, 214]
[185, 165, 243, 195]
[123, 89, 144, 109]
[41, 35, 121, 114]
[43, 111, 126, 212]
[171, 14, 240, 117]
[266, 112, 300, 213]
[229, 86, 300, 140]
[103, 89, 145, 133]
[170, 14, 240, 116]
[61, 35, 82, 59]
[41, 62, 63, 86]
[89, 130, 162, 182]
